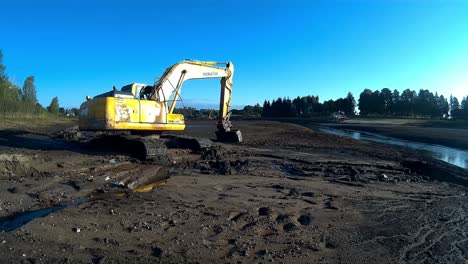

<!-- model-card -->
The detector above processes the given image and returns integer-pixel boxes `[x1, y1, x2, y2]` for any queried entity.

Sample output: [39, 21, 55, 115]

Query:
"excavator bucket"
[216, 129, 242, 143]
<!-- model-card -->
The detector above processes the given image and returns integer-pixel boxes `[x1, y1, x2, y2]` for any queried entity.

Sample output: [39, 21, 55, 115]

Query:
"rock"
[276, 214, 289, 223]
[301, 191, 315, 197]
[325, 240, 337, 249]
[287, 188, 300, 197]
[283, 223, 299, 232]
[112, 181, 125, 187]
[109, 159, 116, 164]
[271, 184, 285, 190]
[258, 207, 272, 216]
[151, 246, 162, 257]
[73, 227, 81, 233]
[7, 187, 18, 193]
[297, 215, 312, 226]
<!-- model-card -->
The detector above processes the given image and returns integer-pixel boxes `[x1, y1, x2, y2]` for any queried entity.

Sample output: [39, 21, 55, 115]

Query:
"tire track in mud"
[352, 187, 468, 264]
[400, 205, 468, 263]
[241, 148, 426, 185]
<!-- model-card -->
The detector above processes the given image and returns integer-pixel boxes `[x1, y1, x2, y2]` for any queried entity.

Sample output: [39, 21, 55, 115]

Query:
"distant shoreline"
[280, 118, 468, 151]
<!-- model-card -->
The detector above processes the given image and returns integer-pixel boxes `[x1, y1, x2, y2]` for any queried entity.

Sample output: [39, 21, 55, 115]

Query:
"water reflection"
[318, 127, 468, 169]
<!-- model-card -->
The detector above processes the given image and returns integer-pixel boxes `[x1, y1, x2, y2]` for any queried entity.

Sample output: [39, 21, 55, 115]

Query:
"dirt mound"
[201, 145, 227, 160]
[194, 159, 250, 175]
[401, 157, 468, 187]
[0, 154, 43, 178]
[53, 126, 84, 141]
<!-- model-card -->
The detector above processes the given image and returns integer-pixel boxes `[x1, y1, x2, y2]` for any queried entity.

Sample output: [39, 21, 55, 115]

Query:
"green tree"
[252, 103, 262, 116]
[0, 50, 22, 102]
[243, 105, 254, 116]
[22, 76, 37, 103]
[358, 89, 373, 115]
[262, 100, 270, 117]
[438, 95, 449, 117]
[0, 50, 7, 99]
[391, 89, 401, 115]
[449, 95, 460, 117]
[462, 96, 467, 110]
[380, 88, 393, 115]
[345, 92, 356, 115]
[400, 89, 416, 117]
[450, 95, 460, 110]
[48, 97, 60, 114]
[0, 50, 6, 83]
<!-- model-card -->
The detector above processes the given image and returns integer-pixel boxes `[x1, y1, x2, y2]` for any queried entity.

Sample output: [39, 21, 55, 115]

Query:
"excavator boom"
[150, 60, 237, 137]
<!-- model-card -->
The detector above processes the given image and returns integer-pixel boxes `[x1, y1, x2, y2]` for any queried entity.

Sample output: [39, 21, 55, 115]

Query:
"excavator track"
[121, 134, 214, 160]
[123, 135, 168, 160]
[54, 126, 214, 160]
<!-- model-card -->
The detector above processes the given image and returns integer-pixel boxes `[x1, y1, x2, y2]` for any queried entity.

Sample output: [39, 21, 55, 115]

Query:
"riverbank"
[277, 117, 468, 150]
[325, 122, 468, 150]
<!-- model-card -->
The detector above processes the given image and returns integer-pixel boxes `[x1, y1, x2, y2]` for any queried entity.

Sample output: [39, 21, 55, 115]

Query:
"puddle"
[318, 127, 468, 169]
[0, 200, 82, 232]
[186, 124, 212, 128]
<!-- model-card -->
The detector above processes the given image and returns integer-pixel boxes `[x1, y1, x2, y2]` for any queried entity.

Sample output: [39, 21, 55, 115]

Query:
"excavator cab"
[121, 84, 149, 100]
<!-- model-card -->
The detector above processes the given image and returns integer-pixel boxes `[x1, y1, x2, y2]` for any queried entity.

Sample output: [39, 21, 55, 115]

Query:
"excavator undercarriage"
[56, 126, 216, 161]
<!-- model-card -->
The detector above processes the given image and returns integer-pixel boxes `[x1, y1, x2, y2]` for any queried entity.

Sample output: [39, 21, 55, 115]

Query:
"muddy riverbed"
[316, 126, 468, 169]
[0, 120, 467, 263]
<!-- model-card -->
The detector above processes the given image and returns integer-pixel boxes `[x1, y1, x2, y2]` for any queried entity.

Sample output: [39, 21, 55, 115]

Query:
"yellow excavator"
[78, 60, 242, 159]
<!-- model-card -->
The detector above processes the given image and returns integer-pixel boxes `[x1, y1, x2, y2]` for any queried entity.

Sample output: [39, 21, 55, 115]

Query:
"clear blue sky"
[1, 0, 467, 109]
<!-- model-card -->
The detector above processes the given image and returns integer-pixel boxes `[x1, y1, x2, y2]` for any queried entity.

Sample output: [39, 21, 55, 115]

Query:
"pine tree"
[0, 50, 6, 83]
[0, 50, 7, 99]
[345, 92, 356, 115]
[450, 95, 460, 110]
[22, 76, 37, 103]
[48, 97, 59, 114]
[461, 96, 467, 109]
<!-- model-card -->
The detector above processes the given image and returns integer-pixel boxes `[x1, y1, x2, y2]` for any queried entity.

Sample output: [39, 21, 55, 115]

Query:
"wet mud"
[0, 120, 467, 263]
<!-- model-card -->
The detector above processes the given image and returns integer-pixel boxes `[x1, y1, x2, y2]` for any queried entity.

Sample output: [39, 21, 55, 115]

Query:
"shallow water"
[186, 124, 212, 128]
[318, 127, 468, 169]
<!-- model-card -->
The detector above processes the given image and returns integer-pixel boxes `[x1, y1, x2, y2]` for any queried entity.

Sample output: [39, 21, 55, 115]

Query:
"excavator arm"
[150, 60, 241, 142]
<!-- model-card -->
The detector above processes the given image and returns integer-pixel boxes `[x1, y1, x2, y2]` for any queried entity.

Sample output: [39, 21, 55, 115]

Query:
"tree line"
[261, 92, 356, 117]
[0, 50, 66, 118]
[255, 88, 467, 120]
[358, 88, 468, 119]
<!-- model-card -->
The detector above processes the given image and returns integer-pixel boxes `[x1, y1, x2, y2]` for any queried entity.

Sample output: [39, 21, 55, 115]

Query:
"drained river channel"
[187, 123, 468, 169]
[317, 127, 468, 169]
